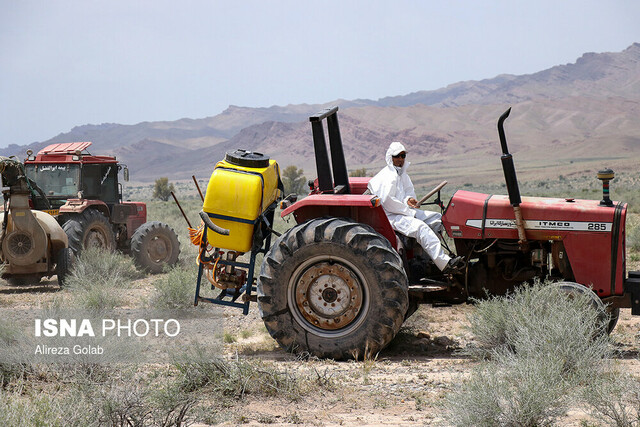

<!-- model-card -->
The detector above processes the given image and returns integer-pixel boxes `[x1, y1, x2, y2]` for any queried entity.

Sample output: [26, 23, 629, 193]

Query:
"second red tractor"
[24, 142, 180, 273]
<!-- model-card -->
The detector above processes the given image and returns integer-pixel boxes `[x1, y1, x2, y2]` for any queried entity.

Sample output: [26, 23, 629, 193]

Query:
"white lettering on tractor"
[465, 219, 612, 232]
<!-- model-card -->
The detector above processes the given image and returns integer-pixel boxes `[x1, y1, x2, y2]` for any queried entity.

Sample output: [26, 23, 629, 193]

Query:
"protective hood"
[385, 141, 410, 175]
[367, 141, 417, 218]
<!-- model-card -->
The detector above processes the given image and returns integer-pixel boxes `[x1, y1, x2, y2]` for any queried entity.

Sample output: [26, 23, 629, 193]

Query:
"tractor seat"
[395, 232, 419, 251]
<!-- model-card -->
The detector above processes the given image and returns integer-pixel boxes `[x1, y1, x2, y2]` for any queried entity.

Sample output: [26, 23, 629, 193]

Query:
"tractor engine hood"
[443, 190, 626, 241]
[443, 189, 627, 297]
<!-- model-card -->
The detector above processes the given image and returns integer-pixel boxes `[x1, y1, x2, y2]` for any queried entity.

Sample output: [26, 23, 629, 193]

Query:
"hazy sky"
[1, 1, 639, 148]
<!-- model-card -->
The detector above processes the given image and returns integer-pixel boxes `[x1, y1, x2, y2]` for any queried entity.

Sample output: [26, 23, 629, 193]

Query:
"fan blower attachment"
[3, 231, 38, 265]
[1, 194, 48, 265]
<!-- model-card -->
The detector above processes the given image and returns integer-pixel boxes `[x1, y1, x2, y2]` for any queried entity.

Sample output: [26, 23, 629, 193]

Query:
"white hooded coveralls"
[367, 142, 451, 271]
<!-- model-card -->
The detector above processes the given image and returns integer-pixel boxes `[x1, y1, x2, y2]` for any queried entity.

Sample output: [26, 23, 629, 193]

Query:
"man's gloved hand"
[407, 197, 419, 208]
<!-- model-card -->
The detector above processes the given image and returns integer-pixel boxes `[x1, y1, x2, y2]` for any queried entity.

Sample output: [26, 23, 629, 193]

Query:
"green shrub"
[153, 177, 175, 202]
[582, 368, 640, 427]
[147, 266, 196, 309]
[627, 219, 640, 252]
[173, 344, 312, 401]
[72, 286, 122, 313]
[466, 281, 612, 372]
[447, 280, 613, 426]
[63, 247, 145, 312]
[0, 319, 19, 346]
[0, 363, 29, 389]
[0, 389, 95, 426]
[66, 247, 144, 290]
[446, 353, 572, 427]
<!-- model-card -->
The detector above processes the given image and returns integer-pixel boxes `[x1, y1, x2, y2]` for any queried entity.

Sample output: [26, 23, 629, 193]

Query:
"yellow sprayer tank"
[202, 150, 281, 253]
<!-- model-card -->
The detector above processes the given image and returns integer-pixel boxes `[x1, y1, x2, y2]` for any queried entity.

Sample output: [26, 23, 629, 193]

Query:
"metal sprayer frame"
[193, 203, 277, 315]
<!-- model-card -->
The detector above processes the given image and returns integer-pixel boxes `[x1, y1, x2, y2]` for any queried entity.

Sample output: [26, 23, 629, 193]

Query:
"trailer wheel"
[258, 218, 409, 359]
[56, 248, 73, 286]
[555, 282, 617, 334]
[131, 221, 180, 273]
[63, 209, 116, 254]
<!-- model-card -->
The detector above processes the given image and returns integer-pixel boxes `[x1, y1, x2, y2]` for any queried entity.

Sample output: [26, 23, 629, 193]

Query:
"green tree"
[153, 177, 175, 201]
[282, 165, 307, 195]
[350, 168, 368, 177]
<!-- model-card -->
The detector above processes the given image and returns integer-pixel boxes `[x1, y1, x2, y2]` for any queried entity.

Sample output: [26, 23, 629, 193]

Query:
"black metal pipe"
[501, 155, 522, 206]
[171, 191, 192, 228]
[497, 107, 527, 246]
[192, 175, 204, 202]
[497, 107, 521, 207]
[498, 107, 511, 155]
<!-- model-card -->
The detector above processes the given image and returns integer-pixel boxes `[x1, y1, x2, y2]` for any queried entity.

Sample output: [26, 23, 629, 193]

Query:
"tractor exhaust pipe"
[497, 107, 527, 246]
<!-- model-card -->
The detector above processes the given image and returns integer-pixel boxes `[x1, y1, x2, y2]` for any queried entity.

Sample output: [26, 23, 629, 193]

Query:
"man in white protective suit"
[367, 141, 465, 273]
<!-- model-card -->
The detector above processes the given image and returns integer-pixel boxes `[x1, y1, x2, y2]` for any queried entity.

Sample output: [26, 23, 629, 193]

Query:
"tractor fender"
[120, 202, 147, 239]
[281, 194, 397, 248]
[59, 199, 110, 218]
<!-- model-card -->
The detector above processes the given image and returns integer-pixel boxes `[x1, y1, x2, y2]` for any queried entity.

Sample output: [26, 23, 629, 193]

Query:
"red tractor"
[24, 142, 180, 273]
[195, 107, 639, 359]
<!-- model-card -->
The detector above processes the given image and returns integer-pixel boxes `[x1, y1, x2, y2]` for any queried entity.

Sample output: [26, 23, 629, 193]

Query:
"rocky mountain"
[4, 43, 639, 185]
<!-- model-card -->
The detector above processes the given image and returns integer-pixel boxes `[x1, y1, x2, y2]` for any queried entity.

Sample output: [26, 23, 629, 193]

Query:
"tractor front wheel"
[258, 218, 408, 360]
[555, 281, 618, 335]
[131, 221, 180, 273]
[63, 209, 116, 254]
[605, 307, 620, 335]
[56, 248, 73, 286]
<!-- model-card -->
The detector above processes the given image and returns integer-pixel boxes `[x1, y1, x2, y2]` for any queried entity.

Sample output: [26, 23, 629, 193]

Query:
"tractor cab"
[24, 142, 126, 212]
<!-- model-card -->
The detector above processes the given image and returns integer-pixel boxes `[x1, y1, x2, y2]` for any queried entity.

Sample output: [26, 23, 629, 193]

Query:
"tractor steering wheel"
[417, 181, 447, 207]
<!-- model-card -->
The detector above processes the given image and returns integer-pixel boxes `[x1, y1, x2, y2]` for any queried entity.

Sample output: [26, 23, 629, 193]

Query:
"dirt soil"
[1, 277, 639, 426]
[215, 303, 640, 426]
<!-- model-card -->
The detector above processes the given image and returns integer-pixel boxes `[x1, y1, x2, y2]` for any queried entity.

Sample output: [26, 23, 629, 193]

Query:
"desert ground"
[2, 272, 639, 426]
[1, 192, 640, 426]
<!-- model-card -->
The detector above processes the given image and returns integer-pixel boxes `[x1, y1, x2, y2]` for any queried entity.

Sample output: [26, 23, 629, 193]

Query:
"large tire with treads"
[131, 221, 180, 273]
[63, 209, 116, 254]
[556, 281, 618, 335]
[56, 247, 73, 286]
[258, 218, 409, 360]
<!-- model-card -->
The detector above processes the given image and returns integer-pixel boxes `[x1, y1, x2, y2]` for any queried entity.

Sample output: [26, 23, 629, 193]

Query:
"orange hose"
[190, 223, 233, 290]
[204, 255, 229, 289]
[188, 224, 205, 246]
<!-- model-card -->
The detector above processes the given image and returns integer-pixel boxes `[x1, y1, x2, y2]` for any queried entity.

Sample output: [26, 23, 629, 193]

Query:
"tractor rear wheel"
[258, 218, 409, 360]
[131, 221, 180, 273]
[63, 209, 116, 254]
